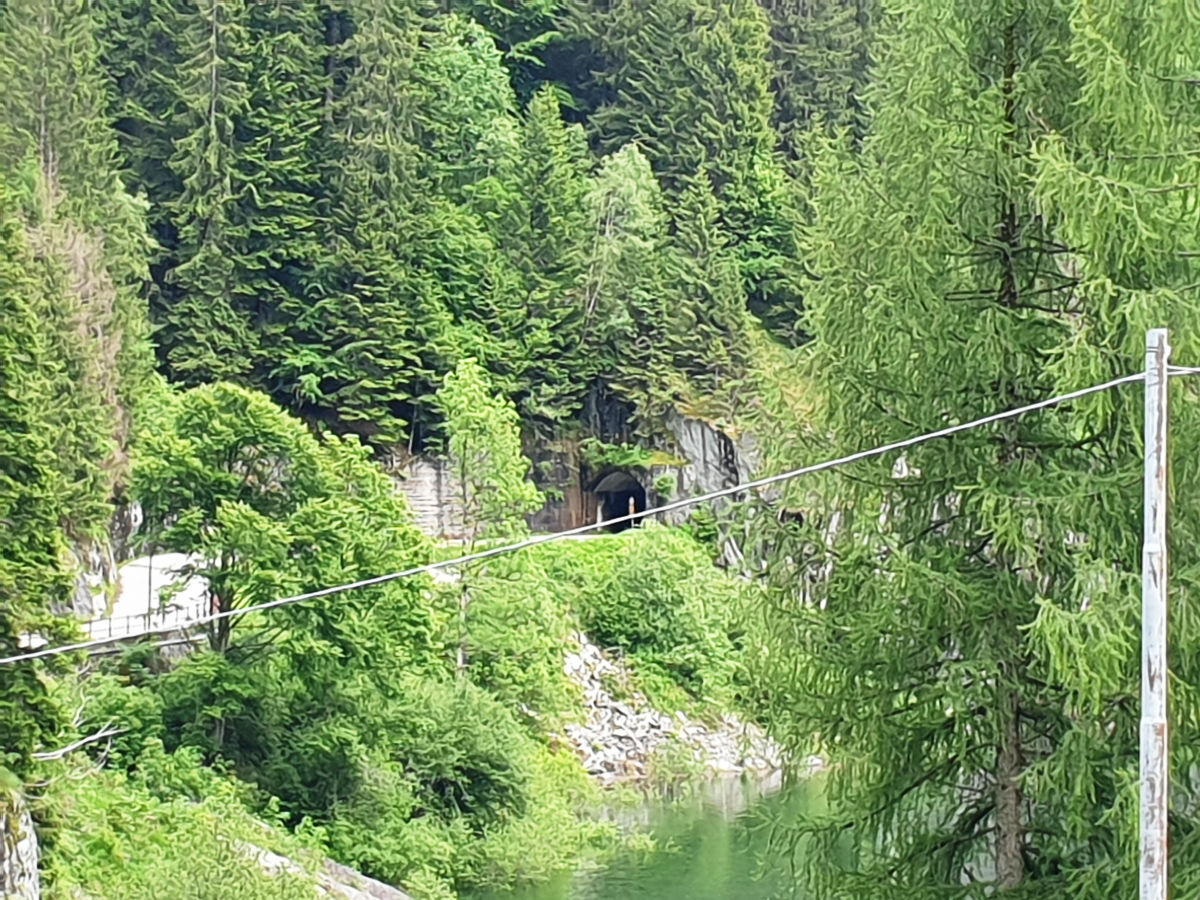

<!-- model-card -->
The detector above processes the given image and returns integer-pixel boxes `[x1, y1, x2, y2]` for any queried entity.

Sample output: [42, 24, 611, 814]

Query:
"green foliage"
[652, 473, 677, 499]
[0, 182, 75, 778]
[573, 0, 804, 331]
[39, 756, 320, 900]
[762, 0, 878, 156]
[578, 437, 657, 471]
[438, 357, 542, 541]
[522, 528, 748, 706]
[456, 745, 618, 889]
[465, 553, 579, 723]
[0, 0, 153, 517]
[744, 1, 1200, 897]
[574, 528, 744, 703]
[86, 0, 797, 440]
[134, 382, 435, 654]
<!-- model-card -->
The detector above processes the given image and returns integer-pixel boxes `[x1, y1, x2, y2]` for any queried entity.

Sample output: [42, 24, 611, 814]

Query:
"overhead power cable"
[0, 370, 1153, 667]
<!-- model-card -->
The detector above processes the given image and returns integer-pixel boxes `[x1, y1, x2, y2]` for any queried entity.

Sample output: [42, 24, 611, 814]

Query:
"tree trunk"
[996, 688, 1025, 890]
[456, 583, 469, 677]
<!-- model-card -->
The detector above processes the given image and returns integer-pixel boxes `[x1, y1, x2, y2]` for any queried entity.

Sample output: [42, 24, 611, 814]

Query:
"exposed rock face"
[66, 538, 118, 620]
[661, 412, 758, 513]
[556, 633, 785, 787]
[384, 453, 466, 541]
[386, 406, 761, 541]
[62, 503, 144, 621]
[0, 792, 39, 900]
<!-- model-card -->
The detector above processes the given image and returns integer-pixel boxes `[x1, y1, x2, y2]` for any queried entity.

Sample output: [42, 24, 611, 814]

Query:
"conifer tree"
[759, 0, 877, 155]
[504, 87, 593, 425]
[0, 0, 153, 521]
[578, 142, 674, 411]
[236, 0, 328, 408]
[0, 182, 73, 776]
[443, 0, 560, 102]
[667, 175, 750, 403]
[413, 14, 521, 196]
[316, 0, 452, 442]
[159, 0, 258, 383]
[574, 0, 803, 331]
[748, 1, 1200, 896]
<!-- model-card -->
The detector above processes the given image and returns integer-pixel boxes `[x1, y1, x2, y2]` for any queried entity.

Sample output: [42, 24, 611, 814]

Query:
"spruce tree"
[748, 1, 1200, 896]
[317, 0, 452, 442]
[504, 87, 593, 426]
[0, 181, 73, 776]
[413, 13, 521, 197]
[666, 174, 750, 409]
[236, 0, 328, 415]
[159, 0, 258, 383]
[759, 0, 877, 156]
[573, 0, 803, 332]
[443, 0, 560, 102]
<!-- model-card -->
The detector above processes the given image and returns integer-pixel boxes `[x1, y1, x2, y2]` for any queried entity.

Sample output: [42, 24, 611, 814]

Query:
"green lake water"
[470, 773, 823, 900]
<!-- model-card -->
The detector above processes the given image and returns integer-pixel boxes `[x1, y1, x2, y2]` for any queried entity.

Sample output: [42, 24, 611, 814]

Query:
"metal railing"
[81, 604, 206, 641]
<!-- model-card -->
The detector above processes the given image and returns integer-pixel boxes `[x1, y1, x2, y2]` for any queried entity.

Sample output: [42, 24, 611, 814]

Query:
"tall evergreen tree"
[413, 13, 521, 196]
[443, 0, 560, 102]
[0, 181, 74, 776]
[0, 0, 153, 522]
[504, 87, 593, 425]
[572, 0, 804, 332]
[759, 0, 877, 156]
[578, 142, 675, 414]
[747, 0, 1200, 896]
[314, 0, 452, 442]
[159, 0, 258, 382]
[667, 175, 751, 406]
[237, 0, 328, 409]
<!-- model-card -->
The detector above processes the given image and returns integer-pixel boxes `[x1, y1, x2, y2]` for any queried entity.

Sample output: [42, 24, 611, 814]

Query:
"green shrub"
[39, 759, 320, 900]
[458, 745, 619, 890]
[385, 678, 535, 826]
[327, 758, 463, 887]
[76, 673, 165, 771]
[568, 527, 744, 702]
[464, 553, 578, 725]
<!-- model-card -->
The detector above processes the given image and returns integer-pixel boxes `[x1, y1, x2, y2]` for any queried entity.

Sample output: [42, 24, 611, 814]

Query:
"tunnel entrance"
[590, 471, 647, 533]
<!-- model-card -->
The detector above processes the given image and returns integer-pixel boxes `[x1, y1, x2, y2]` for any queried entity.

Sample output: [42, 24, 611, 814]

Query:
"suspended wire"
[0, 370, 1155, 668]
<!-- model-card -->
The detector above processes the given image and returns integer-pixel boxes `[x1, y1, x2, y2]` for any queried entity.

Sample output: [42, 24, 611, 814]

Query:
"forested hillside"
[6, 0, 1200, 899]
[43, 0, 866, 445]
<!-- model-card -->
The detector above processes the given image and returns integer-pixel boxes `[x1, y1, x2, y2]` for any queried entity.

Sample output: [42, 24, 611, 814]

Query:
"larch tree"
[746, 0, 1200, 897]
[436, 358, 541, 675]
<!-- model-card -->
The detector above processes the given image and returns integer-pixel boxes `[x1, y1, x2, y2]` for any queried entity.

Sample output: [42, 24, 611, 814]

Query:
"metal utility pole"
[1142, 328, 1171, 900]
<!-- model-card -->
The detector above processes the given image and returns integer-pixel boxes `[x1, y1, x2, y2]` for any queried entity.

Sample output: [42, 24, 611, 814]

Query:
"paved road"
[82, 553, 210, 641]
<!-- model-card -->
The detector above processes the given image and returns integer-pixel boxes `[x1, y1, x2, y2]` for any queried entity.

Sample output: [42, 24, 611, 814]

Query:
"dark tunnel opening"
[590, 471, 648, 533]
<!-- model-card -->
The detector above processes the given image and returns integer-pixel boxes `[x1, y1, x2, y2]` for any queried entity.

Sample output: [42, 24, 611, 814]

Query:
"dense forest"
[4, 0, 1200, 898]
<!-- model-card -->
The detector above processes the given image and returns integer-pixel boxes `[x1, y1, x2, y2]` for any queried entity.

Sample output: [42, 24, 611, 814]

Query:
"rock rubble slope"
[556, 633, 785, 786]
